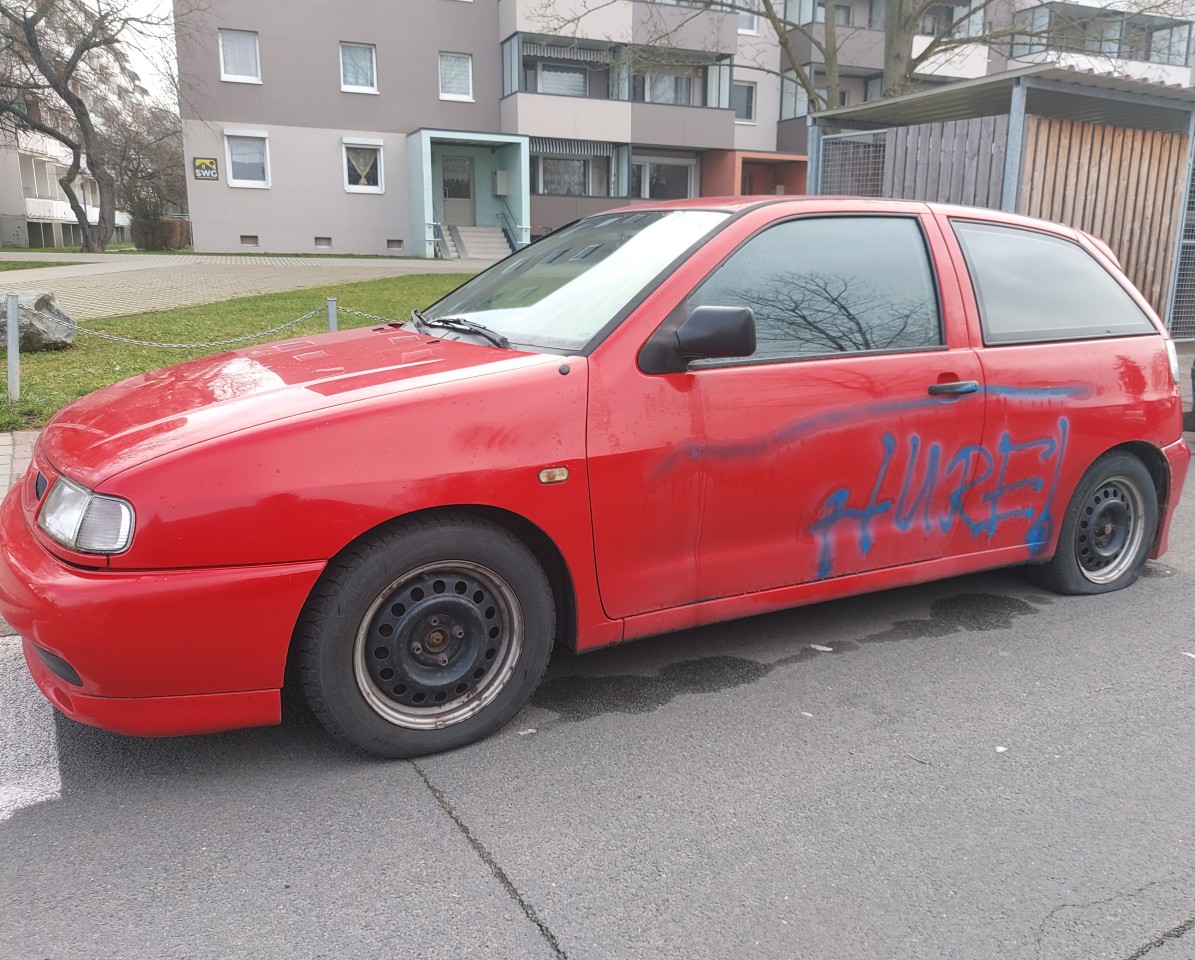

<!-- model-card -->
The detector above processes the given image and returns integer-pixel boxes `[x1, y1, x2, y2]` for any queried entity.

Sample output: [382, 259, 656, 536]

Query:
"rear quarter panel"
[932, 210, 1184, 558]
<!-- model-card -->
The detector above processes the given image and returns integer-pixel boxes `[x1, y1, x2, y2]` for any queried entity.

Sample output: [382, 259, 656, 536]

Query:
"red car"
[0, 197, 1187, 757]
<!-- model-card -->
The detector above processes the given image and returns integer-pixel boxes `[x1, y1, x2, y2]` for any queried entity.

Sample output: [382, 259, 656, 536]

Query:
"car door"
[586, 210, 987, 620]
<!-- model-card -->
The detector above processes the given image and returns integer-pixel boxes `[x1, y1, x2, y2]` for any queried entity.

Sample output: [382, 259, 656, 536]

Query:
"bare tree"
[0, 0, 176, 251]
[107, 101, 185, 249]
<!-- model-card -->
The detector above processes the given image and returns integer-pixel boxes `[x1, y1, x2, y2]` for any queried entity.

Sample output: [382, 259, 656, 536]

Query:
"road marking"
[0, 635, 61, 824]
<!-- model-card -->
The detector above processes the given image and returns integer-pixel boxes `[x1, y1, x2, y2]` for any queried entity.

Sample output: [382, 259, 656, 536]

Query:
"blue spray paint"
[811, 417, 1070, 578]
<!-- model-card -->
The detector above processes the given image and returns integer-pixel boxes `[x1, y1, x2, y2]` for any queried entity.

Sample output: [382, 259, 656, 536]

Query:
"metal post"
[807, 121, 823, 195]
[327, 297, 338, 333]
[1001, 81, 1028, 214]
[6, 292, 18, 402]
[1164, 109, 1195, 336]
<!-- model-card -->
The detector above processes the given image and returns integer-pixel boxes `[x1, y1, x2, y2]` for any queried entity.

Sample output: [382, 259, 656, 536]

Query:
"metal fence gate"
[818, 130, 887, 197]
[1168, 157, 1195, 339]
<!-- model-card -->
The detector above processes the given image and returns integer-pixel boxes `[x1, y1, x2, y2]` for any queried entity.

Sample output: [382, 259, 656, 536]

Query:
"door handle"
[928, 380, 979, 396]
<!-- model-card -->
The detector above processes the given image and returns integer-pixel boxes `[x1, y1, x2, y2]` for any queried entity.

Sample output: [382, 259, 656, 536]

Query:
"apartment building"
[174, 0, 806, 257]
[0, 128, 131, 249]
[774, 0, 1195, 155]
[1004, 0, 1195, 84]
[175, 0, 1195, 257]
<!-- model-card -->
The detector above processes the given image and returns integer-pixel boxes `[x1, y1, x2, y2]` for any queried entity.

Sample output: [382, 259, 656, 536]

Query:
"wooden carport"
[807, 64, 1195, 337]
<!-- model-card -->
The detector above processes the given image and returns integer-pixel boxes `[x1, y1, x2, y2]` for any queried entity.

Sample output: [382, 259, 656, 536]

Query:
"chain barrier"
[339, 306, 403, 326]
[3, 295, 409, 401]
[16, 304, 402, 351]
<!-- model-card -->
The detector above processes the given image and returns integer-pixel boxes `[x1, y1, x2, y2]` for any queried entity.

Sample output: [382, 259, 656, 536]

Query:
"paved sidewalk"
[1, 431, 38, 491]
[0, 251, 486, 320]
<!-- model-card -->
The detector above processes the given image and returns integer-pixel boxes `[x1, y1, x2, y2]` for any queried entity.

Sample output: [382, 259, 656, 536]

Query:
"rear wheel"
[1026, 452, 1157, 595]
[297, 516, 554, 757]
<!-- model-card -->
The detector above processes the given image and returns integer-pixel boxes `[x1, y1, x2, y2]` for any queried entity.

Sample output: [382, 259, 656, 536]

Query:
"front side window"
[687, 216, 942, 361]
[219, 29, 260, 83]
[421, 210, 730, 351]
[344, 140, 383, 193]
[439, 52, 474, 100]
[341, 42, 377, 92]
[951, 220, 1156, 344]
[731, 81, 756, 121]
[225, 133, 270, 188]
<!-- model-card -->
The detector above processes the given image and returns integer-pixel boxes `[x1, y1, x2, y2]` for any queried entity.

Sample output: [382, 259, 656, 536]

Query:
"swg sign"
[193, 158, 219, 181]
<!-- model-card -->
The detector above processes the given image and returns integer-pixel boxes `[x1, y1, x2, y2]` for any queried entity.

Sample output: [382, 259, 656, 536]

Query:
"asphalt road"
[3, 472, 1195, 959]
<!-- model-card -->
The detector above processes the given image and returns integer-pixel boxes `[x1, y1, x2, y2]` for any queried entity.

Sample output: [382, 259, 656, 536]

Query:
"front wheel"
[297, 516, 555, 758]
[1025, 451, 1158, 595]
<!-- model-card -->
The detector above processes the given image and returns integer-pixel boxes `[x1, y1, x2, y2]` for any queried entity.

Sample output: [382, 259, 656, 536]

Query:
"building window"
[225, 132, 270, 188]
[538, 63, 588, 97]
[731, 81, 756, 122]
[219, 29, 261, 83]
[340, 42, 377, 93]
[632, 72, 695, 105]
[439, 52, 474, 100]
[815, 3, 852, 25]
[739, 0, 759, 32]
[780, 71, 811, 119]
[343, 139, 384, 193]
[530, 155, 610, 197]
[630, 159, 694, 200]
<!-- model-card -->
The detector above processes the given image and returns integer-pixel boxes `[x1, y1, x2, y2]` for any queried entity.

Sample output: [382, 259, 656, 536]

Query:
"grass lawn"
[0, 272, 468, 430]
[0, 261, 83, 272]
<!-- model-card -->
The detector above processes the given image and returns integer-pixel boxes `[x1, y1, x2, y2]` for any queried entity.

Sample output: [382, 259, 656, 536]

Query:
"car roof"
[600, 195, 1084, 241]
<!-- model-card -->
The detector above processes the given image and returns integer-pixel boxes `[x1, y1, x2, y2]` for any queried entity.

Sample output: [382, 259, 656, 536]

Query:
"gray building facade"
[174, 0, 803, 256]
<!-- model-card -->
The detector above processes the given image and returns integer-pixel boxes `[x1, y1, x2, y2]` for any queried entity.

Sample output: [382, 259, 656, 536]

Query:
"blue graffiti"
[811, 418, 1069, 579]
[651, 384, 1090, 481]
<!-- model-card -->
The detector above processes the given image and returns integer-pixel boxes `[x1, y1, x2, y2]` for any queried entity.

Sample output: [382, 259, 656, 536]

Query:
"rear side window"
[687, 216, 942, 361]
[952, 220, 1155, 345]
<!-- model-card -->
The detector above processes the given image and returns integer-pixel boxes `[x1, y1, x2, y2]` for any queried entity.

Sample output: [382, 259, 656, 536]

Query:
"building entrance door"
[442, 156, 475, 227]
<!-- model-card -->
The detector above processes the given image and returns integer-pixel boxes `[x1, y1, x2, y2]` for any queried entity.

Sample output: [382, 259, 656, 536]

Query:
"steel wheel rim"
[1075, 475, 1146, 585]
[353, 560, 523, 731]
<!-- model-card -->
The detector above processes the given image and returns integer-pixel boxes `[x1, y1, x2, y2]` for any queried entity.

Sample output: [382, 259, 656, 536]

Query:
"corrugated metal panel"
[529, 138, 615, 157]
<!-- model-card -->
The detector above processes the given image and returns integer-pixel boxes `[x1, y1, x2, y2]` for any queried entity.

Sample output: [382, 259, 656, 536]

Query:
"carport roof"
[812, 62, 1195, 131]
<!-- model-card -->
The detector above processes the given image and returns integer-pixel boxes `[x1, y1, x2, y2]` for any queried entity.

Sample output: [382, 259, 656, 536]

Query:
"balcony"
[786, 22, 886, 71]
[502, 93, 634, 142]
[631, 100, 736, 149]
[1011, 3, 1194, 83]
[24, 196, 130, 227]
[501, 0, 738, 53]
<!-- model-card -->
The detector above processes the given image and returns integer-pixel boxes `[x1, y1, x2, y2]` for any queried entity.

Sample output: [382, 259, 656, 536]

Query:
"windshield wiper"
[410, 312, 510, 349]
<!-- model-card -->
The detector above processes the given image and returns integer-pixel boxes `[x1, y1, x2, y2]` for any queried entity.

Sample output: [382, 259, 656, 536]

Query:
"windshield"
[421, 210, 730, 351]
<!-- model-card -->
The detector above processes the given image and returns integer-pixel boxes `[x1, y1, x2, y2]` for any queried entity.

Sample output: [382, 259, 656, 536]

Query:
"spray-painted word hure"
[811, 418, 1069, 578]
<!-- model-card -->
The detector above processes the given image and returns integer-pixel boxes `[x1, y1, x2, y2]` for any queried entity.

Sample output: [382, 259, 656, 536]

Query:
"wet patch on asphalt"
[532, 592, 1042, 723]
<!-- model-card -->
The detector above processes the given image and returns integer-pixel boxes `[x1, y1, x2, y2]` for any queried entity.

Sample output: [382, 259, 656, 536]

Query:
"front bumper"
[0, 482, 326, 737]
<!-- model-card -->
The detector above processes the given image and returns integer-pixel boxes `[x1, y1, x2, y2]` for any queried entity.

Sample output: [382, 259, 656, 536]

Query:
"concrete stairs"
[438, 229, 460, 260]
[454, 225, 513, 261]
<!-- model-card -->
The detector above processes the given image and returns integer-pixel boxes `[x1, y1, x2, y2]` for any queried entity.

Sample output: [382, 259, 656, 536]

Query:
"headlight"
[1165, 339, 1181, 387]
[37, 476, 135, 554]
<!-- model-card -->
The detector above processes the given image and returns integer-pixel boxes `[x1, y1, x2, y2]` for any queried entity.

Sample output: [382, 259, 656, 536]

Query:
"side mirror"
[676, 305, 756, 361]
[638, 305, 758, 375]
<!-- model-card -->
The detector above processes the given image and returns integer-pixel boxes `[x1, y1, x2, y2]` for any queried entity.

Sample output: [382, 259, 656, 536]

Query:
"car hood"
[40, 326, 559, 487]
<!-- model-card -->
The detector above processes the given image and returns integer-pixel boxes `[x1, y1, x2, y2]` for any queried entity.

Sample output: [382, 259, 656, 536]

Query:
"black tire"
[296, 515, 554, 758]
[1025, 451, 1158, 596]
